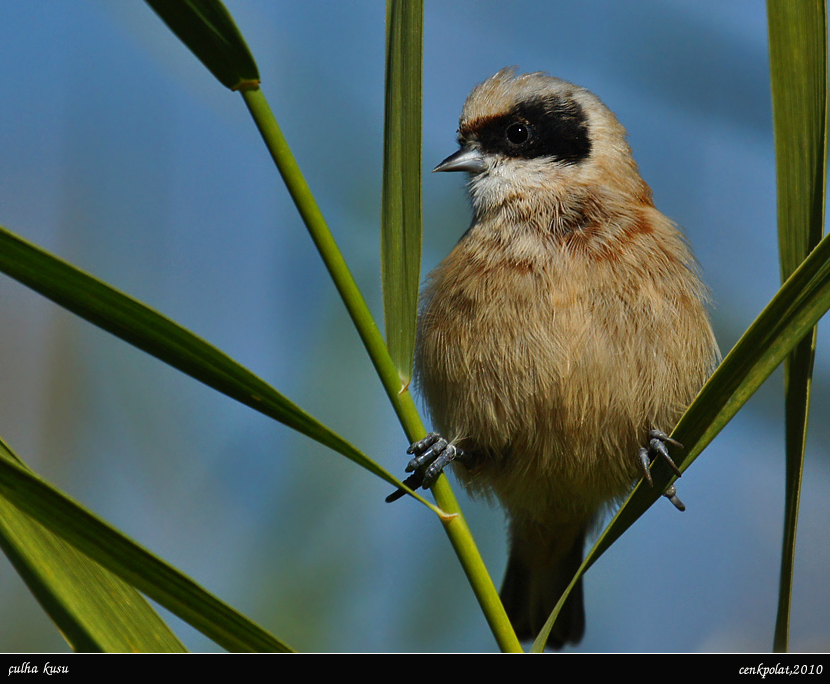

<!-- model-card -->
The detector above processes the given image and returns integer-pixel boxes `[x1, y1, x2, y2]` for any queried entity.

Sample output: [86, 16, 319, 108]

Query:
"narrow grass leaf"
[767, 0, 828, 652]
[381, 0, 423, 382]
[0, 440, 292, 652]
[0, 225, 425, 503]
[0, 441, 186, 652]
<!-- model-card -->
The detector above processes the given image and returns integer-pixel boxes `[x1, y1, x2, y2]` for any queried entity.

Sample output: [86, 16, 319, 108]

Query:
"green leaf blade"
[381, 0, 424, 383]
[0, 224, 413, 495]
[767, 0, 828, 653]
[610, 226, 830, 548]
[0, 484, 187, 652]
[145, 0, 259, 90]
[0, 440, 292, 652]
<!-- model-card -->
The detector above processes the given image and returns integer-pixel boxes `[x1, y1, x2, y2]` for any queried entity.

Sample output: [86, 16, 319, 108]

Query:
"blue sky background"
[0, 1, 827, 652]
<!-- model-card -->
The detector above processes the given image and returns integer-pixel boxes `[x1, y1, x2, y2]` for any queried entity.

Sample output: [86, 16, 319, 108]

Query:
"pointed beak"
[433, 147, 487, 173]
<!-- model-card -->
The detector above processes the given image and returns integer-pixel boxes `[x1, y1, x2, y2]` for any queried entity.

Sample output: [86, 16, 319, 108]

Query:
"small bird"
[397, 68, 719, 648]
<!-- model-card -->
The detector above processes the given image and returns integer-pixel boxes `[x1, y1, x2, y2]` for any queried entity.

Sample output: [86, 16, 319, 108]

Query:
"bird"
[395, 68, 720, 648]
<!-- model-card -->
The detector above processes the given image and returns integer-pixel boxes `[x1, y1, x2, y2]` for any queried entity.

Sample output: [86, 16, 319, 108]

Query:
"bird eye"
[506, 121, 530, 145]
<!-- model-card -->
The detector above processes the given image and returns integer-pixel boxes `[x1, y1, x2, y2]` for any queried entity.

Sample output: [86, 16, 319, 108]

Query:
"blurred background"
[0, 1, 827, 653]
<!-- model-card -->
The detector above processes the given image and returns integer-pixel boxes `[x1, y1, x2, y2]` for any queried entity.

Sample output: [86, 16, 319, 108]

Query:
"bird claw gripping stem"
[638, 429, 686, 511]
[385, 433, 467, 503]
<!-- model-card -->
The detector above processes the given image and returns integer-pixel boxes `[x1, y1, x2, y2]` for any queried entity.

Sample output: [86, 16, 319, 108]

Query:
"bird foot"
[638, 430, 686, 511]
[385, 433, 466, 503]
[406, 433, 466, 486]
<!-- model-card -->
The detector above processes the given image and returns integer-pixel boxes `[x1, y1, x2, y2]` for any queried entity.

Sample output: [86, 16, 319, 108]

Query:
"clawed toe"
[638, 429, 683, 486]
[662, 485, 686, 512]
[406, 432, 463, 487]
[384, 472, 423, 503]
[405, 433, 443, 471]
[386, 432, 465, 503]
[638, 429, 686, 511]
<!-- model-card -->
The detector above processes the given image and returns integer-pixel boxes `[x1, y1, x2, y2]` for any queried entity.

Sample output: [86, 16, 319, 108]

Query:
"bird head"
[435, 68, 652, 223]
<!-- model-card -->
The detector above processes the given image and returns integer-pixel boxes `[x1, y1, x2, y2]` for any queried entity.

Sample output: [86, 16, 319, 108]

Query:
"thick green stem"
[239, 86, 521, 652]
[433, 477, 522, 652]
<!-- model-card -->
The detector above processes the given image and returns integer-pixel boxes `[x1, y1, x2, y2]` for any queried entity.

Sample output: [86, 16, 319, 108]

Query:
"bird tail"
[500, 522, 586, 649]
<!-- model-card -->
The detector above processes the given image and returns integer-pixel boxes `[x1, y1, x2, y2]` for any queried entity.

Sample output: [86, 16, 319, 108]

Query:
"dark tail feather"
[500, 525, 586, 649]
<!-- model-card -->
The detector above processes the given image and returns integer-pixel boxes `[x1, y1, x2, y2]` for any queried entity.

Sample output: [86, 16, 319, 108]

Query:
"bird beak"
[433, 147, 487, 173]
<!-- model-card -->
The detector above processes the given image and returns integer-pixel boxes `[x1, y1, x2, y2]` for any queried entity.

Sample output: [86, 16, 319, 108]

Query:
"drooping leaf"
[145, 0, 259, 90]
[0, 225, 425, 501]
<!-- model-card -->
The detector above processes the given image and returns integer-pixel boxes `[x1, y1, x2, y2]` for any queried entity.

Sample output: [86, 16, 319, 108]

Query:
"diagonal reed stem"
[239, 86, 521, 652]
